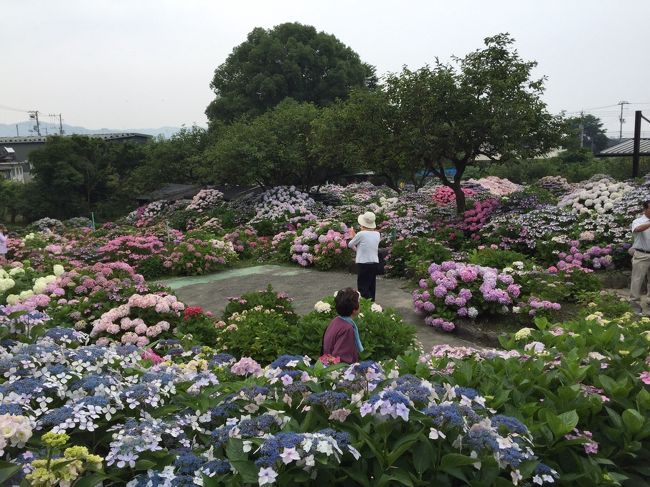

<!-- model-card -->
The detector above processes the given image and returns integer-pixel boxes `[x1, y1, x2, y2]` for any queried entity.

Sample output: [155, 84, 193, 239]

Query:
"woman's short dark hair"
[335, 288, 360, 316]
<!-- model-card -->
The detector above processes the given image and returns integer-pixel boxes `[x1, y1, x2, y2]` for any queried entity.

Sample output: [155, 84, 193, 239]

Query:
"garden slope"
[161, 264, 475, 350]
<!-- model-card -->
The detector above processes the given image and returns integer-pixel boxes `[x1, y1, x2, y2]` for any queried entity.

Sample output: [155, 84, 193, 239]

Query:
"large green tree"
[0, 179, 33, 223]
[369, 34, 563, 212]
[125, 126, 211, 194]
[29, 136, 146, 220]
[203, 99, 344, 190]
[205, 22, 376, 123]
[311, 88, 429, 192]
[563, 114, 609, 154]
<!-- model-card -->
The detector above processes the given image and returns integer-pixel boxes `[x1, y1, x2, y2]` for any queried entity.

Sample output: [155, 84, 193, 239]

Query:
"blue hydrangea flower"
[305, 391, 349, 410]
[270, 355, 304, 369]
[491, 415, 529, 435]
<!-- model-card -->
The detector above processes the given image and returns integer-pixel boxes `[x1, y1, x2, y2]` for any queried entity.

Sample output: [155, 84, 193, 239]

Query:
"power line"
[0, 104, 30, 113]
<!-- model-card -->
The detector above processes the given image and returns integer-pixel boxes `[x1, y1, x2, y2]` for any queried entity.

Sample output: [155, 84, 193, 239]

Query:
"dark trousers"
[357, 263, 377, 301]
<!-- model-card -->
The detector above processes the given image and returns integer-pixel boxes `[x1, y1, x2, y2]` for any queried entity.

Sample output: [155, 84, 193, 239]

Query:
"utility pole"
[28, 110, 41, 136]
[618, 101, 629, 140]
[633, 110, 642, 178]
[49, 113, 64, 135]
[579, 111, 585, 148]
[15, 124, 19, 136]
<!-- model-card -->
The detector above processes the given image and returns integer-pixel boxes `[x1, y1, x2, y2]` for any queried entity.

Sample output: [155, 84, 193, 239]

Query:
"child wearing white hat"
[348, 211, 380, 301]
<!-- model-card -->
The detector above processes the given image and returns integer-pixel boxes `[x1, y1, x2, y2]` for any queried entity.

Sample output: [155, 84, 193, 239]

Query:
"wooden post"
[633, 110, 642, 178]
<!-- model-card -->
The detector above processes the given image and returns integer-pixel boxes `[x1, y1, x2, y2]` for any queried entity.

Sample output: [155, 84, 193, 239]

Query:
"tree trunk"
[453, 182, 466, 214]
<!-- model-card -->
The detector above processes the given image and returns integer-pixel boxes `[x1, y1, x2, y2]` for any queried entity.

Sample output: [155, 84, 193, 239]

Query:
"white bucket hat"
[357, 211, 376, 229]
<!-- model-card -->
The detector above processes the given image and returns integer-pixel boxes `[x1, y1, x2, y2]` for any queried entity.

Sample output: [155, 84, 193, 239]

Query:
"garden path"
[160, 265, 478, 351]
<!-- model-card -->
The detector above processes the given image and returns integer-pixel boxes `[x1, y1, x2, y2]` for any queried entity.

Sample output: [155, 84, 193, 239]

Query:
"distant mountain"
[0, 121, 183, 139]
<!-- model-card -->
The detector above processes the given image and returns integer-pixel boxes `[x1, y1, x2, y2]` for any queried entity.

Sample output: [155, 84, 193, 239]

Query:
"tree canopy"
[125, 126, 211, 195]
[205, 22, 376, 124]
[310, 88, 428, 192]
[351, 33, 563, 211]
[28, 136, 146, 219]
[203, 99, 345, 190]
[563, 114, 610, 154]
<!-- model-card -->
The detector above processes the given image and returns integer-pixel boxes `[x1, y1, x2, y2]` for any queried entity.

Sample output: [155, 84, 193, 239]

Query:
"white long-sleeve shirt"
[0, 233, 7, 255]
[348, 230, 380, 264]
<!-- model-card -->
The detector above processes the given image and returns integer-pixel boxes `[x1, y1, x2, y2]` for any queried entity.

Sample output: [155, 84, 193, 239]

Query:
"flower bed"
[413, 261, 560, 332]
[558, 177, 633, 215]
[290, 222, 352, 270]
[0, 337, 554, 486]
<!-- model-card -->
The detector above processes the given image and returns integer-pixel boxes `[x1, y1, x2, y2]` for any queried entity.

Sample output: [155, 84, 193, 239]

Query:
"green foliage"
[124, 126, 211, 196]
[468, 248, 533, 270]
[222, 285, 298, 325]
[562, 269, 602, 297]
[386, 238, 452, 278]
[0, 179, 34, 223]
[28, 135, 147, 220]
[483, 155, 650, 184]
[298, 297, 417, 361]
[577, 291, 632, 319]
[175, 313, 219, 346]
[216, 309, 297, 364]
[311, 89, 428, 191]
[204, 99, 344, 190]
[562, 114, 610, 154]
[250, 219, 275, 237]
[361, 34, 563, 211]
[483, 313, 650, 485]
[217, 294, 416, 363]
[205, 22, 376, 123]
[136, 256, 166, 279]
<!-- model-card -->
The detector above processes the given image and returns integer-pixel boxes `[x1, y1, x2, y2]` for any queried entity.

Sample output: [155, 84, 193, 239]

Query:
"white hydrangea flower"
[314, 301, 332, 313]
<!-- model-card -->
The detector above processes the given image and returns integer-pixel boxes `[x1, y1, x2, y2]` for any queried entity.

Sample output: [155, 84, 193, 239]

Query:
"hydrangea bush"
[413, 261, 560, 332]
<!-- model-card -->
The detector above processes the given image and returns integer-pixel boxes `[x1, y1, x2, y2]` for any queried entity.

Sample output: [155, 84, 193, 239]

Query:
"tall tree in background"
[125, 126, 211, 194]
[29, 136, 146, 219]
[382, 34, 563, 212]
[311, 89, 429, 192]
[203, 99, 340, 189]
[205, 22, 376, 124]
[563, 114, 609, 154]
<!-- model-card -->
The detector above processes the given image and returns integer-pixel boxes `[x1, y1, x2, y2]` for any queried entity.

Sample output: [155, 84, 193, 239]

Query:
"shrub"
[97, 234, 166, 277]
[413, 261, 561, 332]
[290, 221, 353, 269]
[89, 293, 184, 346]
[223, 286, 298, 324]
[175, 306, 220, 345]
[223, 226, 265, 260]
[162, 238, 238, 275]
[576, 291, 632, 319]
[385, 238, 452, 279]
[216, 308, 296, 364]
[468, 248, 534, 271]
[294, 297, 416, 361]
[217, 294, 416, 364]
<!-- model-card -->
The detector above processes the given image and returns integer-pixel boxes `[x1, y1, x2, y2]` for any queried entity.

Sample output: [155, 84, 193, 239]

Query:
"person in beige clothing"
[630, 201, 650, 313]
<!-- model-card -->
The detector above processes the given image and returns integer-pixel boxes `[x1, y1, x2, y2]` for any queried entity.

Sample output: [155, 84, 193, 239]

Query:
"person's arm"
[348, 232, 361, 250]
[633, 221, 650, 233]
[330, 327, 357, 363]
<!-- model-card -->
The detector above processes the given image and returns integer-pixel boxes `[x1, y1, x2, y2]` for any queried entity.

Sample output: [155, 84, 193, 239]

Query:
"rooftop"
[0, 133, 153, 144]
[597, 138, 650, 157]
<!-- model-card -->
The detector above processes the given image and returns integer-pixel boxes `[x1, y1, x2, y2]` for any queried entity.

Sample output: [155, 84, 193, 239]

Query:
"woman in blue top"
[348, 211, 380, 301]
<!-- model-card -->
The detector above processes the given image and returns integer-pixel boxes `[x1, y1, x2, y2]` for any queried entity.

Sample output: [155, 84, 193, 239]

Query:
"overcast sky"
[2, 0, 649, 136]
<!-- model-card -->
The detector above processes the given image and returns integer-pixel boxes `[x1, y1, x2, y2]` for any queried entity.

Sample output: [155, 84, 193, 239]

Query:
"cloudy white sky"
[2, 0, 649, 136]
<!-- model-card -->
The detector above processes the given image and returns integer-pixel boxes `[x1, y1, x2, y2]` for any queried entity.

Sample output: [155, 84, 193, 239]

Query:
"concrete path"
[161, 265, 477, 352]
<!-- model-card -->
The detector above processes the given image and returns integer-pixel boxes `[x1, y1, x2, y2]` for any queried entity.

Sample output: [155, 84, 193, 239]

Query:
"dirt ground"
[161, 264, 478, 352]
